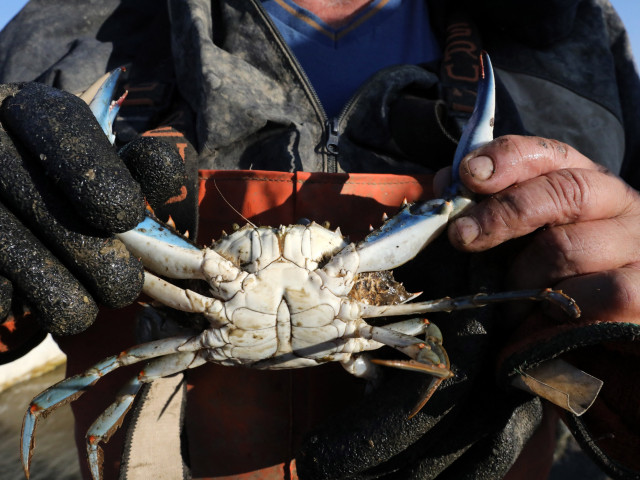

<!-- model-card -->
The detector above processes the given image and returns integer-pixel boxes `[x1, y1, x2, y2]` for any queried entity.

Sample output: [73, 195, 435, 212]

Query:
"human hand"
[0, 81, 185, 337]
[438, 134, 640, 477]
[439, 134, 640, 321]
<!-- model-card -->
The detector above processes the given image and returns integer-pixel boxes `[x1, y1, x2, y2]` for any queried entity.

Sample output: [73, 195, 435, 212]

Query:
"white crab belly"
[200, 260, 360, 367]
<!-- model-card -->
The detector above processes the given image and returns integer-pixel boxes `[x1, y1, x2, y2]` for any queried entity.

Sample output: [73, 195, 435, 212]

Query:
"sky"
[0, 0, 637, 66]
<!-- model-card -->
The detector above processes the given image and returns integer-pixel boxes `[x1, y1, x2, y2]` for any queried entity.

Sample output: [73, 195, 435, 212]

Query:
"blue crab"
[21, 53, 579, 480]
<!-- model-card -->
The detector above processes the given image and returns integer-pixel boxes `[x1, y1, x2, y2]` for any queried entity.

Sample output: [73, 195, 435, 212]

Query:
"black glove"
[497, 302, 640, 479]
[0, 81, 185, 338]
[296, 240, 545, 479]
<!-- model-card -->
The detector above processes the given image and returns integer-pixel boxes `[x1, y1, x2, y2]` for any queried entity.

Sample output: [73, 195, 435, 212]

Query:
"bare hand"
[440, 134, 640, 322]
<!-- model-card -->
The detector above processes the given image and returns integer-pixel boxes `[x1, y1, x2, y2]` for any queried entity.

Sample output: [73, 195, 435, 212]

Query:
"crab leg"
[85, 351, 207, 480]
[141, 271, 233, 325]
[382, 316, 433, 336]
[342, 318, 444, 375]
[358, 288, 581, 319]
[83, 66, 127, 144]
[84, 71, 244, 291]
[358, 323, 451, 376]
[21, 335, 202, 479]
[358, 321, 452, 417]
[341, 317, 452, 415]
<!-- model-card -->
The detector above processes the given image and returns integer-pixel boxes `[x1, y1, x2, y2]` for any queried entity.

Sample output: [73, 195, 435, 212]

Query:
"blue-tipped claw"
[352, 53, 496, 273]
[449, 51, 496, 196]
[88, 66, 127, 144]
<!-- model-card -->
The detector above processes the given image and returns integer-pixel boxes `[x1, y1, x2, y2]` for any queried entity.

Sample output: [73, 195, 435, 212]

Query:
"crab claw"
[21, 361, 115, 478]
[332, 52, 496, 275]
[448, 51, 496, 197]
[87, 66, 127, 144]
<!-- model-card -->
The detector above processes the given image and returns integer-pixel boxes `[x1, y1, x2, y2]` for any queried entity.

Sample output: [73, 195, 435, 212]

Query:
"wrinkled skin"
[436, 134, 640, 324]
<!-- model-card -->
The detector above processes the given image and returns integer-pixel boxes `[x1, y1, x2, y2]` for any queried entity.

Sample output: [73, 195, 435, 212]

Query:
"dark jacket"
[0, 0, 638, 179]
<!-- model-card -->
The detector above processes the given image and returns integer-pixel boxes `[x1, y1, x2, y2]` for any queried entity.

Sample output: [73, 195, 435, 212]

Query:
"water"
[0, 364, 81, 480]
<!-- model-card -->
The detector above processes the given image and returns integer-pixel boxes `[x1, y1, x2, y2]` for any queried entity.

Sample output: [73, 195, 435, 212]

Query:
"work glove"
[0, 80, 186, 341]
[497, 308, 640, 479]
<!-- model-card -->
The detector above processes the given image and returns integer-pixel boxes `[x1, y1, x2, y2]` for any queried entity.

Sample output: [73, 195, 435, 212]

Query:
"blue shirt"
[262, 0, 441, 117]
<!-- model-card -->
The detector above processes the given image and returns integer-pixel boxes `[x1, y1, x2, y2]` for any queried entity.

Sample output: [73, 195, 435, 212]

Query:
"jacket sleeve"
[606, 1, 640, 189]
[0, 0, 171, 97]
[0, 0, 120, 91]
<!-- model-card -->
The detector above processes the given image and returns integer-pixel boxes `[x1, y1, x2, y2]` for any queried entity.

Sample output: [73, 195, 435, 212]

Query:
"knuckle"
[603, 270, 637, 313]
[617, 182, 640, 217]
[490, 135, 522, 159]
[476, 135, 519, 160]
[483, 190, 524, 231]
[543, 169, 590, 223]
[537, 137, 571, 162]
[485, 135, 576, 169]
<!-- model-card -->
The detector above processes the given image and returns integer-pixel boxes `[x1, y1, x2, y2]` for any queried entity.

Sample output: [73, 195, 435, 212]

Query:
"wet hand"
[443, 134, 640, 322]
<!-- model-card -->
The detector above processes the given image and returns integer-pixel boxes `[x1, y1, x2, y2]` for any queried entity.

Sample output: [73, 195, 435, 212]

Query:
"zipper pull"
[326, 118, 340, 155]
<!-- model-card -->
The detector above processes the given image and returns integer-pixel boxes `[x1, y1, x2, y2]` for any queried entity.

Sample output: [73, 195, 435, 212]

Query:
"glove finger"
[434, 396, 543, 480]
[0, 125, 144, 308]
[0, 82, 144, 232]
[128, 128, 200, 237]
[0, 274, 12, 320]
[296, 368, 460, 480]
[119, 136, 187, 211]
[394, 395, 543, 480]
[0, 200, 97, 335]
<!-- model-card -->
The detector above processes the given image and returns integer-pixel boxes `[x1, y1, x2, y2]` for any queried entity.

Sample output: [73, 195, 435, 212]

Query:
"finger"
[1, 82, 144, 232]
[0, 201, 97, 335]
[0, 127, 144, 308]
[119, 136, 187, 210]
[552, 263, 640, 323]
[433, 166, 452, 197]
[508, 218, 640, 290]
[458, 135, 606, 195]
[448, 167, 639, 250]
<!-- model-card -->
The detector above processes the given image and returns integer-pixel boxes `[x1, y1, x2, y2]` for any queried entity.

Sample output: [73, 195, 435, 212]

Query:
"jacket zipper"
[324, 88, 365, 161]
[250, 0, 342, 172]
[325, 118, 340, 156]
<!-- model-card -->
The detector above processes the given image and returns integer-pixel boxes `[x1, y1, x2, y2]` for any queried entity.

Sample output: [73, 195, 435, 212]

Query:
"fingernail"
[453, 216, 480, 245]
[465, 155, 494, 181]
